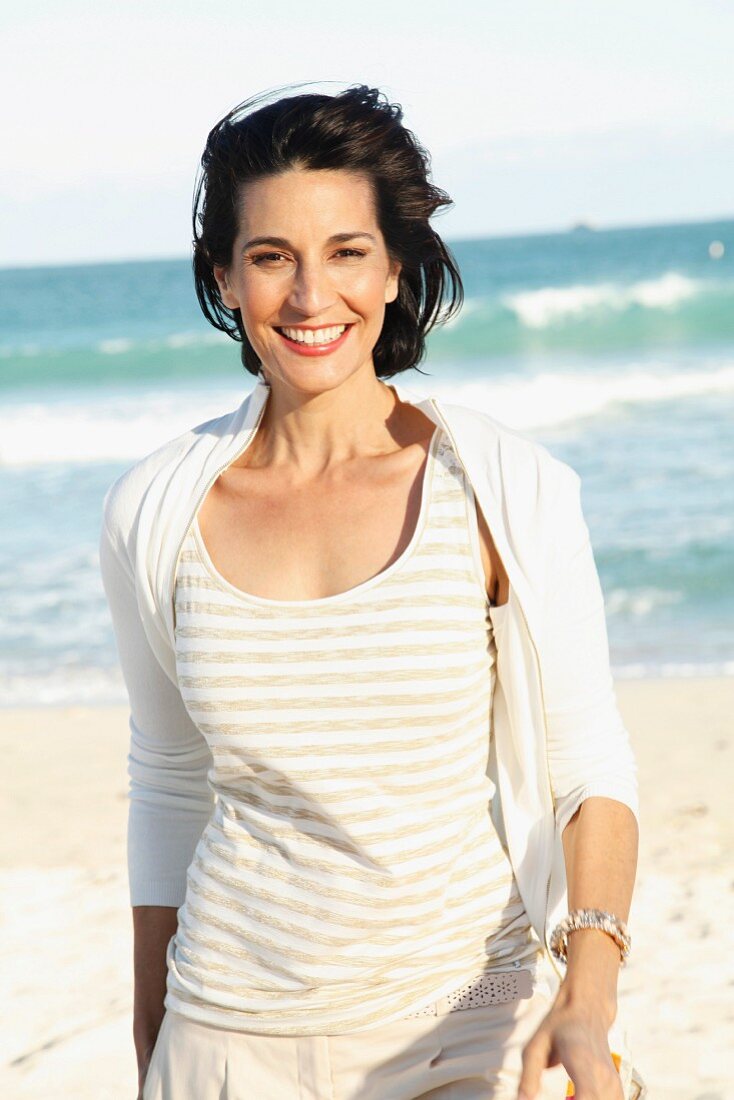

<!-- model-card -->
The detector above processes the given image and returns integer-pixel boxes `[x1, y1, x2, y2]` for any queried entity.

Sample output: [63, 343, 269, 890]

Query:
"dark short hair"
[192, 82, 463, 380]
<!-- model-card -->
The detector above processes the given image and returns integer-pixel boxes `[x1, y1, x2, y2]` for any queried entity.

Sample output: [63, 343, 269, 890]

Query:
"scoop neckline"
[191, 424, 443, 608]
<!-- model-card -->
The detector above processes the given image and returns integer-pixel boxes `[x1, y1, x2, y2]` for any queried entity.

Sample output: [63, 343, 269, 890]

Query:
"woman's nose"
[286, 261, 336, 317]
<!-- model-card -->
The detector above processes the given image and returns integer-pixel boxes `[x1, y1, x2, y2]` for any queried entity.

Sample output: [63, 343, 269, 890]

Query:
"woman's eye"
[251, 252, 287, 265]
[335, 249, 365, 258]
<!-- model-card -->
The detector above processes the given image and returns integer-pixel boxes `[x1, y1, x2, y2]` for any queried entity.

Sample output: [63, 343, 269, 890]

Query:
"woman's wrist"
[556, 979, 617, 1028]
[133, 1008, 164, 1060]
[556, 926, 621, 1026]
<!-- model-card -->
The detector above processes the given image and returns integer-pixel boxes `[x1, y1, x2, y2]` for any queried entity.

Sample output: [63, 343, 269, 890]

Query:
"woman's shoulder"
[437, 398, 588, 592]
[100, 403, 240, 542]
[436, 397, 580, 497]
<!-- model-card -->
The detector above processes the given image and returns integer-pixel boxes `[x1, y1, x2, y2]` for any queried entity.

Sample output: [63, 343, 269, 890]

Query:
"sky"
[2, 0, 733, 267]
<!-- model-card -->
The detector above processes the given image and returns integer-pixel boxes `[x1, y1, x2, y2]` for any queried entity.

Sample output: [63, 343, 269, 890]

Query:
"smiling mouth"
[274, 323, 353, 347]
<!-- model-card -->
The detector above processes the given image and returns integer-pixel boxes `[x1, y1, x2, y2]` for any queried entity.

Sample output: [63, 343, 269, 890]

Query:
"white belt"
[402, 967, 535, 1018]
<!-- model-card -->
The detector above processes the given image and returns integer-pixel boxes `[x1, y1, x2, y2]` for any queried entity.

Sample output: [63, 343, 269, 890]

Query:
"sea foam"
[4, 362, 734, 467]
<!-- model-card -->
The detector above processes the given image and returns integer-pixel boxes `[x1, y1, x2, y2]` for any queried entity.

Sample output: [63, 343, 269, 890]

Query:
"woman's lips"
[274, 324, 354, 356]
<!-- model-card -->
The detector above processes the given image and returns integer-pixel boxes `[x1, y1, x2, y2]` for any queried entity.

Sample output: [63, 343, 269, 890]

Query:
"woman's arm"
[556, 796, 639, 1022]
[541, 462, 640, 838]
[541, 462, 641, 1001]
[99, 510, 215, 907]
[518, 800, 637, 1099]
[518, 461, 641, 1099]
[132, 905, 179, 1089]
[99, 503, 215, 1082]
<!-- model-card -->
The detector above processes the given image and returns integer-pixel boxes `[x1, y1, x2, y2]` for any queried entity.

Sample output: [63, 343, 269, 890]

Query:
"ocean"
[2, 216, 733, 705]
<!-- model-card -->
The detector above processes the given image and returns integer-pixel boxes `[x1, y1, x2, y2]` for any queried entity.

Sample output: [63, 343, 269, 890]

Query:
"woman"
[99, 84, 645, 1099]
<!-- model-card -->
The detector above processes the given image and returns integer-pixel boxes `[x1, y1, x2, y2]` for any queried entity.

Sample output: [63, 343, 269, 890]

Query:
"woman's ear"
[385, 258, 402, 305]
[213, 264, 239, 310]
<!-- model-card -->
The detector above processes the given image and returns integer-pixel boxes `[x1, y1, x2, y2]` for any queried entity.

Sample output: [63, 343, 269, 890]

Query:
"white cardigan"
[99, 376, 640, 995]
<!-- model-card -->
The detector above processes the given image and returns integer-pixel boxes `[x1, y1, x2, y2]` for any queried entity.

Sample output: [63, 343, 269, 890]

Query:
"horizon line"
[1, 210, 732, 274]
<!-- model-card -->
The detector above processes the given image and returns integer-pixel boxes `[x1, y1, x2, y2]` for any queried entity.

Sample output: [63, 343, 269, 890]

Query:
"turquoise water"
[2, 216, 733, 703]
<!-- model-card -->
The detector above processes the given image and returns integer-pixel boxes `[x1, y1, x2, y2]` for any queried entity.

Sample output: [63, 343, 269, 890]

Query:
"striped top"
[166, 425, 543, 1035]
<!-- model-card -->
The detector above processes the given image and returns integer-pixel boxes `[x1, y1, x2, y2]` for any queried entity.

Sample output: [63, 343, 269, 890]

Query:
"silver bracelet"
[549, 907, 631, 967]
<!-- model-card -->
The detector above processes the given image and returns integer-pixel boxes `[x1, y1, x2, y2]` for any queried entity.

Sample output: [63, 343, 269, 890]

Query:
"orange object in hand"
[566, 1051, 622, 1096]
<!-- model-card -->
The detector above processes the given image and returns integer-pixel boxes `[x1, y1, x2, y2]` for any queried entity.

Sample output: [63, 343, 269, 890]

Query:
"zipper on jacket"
[169, 388, 271, 631]
[427, 396, 564, 985]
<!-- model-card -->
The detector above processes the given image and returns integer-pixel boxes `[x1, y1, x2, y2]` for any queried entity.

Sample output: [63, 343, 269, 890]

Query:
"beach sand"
[1, 677, 732, 1099]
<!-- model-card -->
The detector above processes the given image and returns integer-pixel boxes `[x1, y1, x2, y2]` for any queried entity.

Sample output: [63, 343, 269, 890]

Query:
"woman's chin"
[261, 359, 372, 396]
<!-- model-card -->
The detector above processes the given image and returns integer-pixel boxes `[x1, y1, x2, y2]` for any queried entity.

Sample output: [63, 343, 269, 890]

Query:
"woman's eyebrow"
[242, 231, 377, 252]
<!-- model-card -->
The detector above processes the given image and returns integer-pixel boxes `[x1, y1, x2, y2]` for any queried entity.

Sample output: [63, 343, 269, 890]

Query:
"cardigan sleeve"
[540, 462, 640, 839]
[99, 502, 215, 907]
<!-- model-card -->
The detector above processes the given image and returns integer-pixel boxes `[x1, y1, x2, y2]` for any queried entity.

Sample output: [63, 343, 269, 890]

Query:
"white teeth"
[280, 324, 347, 345]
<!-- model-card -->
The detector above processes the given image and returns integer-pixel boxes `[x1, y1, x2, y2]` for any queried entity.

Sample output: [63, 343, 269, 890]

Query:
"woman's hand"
[134, 1027, 160, 1100]
[136, 1048, 152, 1100]
[517, 996, 624, 1100]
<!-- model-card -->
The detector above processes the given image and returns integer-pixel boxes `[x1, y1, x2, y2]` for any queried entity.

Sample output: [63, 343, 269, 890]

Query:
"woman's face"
[214, 167, 401, 396]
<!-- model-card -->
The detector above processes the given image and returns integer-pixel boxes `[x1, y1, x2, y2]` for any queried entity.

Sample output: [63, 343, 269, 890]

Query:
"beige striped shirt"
[166, 424, 543, 1034]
